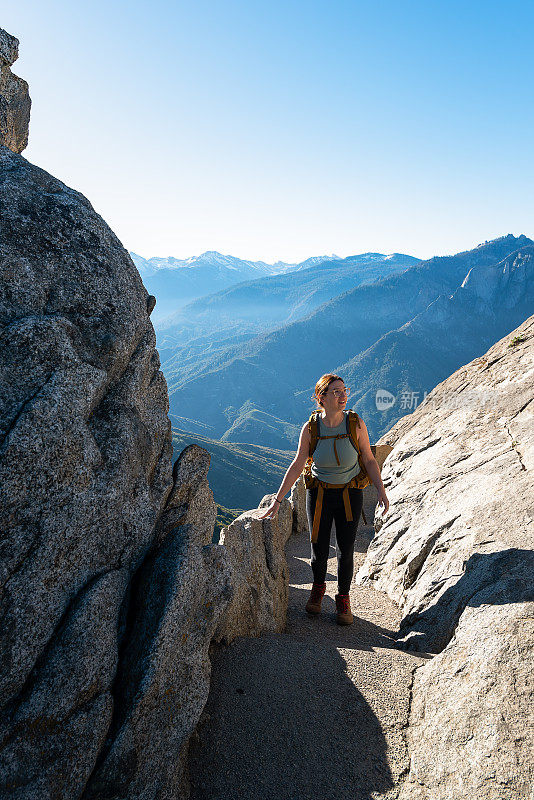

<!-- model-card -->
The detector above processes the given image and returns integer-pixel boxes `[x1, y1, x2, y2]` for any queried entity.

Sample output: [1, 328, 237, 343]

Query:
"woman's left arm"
[356, 417, 389, 513]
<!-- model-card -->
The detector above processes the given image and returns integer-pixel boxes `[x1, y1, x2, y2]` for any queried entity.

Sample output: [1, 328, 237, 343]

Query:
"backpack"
[302, 409, 373, 540]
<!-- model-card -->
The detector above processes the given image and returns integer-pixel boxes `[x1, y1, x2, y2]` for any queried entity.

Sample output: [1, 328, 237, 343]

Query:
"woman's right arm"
[258, 421, 311, 518]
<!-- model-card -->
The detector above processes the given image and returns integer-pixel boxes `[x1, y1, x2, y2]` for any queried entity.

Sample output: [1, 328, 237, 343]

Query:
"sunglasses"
[323, 387, 351, 398]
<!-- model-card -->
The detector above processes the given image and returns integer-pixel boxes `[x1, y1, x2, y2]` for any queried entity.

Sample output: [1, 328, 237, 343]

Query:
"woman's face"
[319, 379, 348, 413]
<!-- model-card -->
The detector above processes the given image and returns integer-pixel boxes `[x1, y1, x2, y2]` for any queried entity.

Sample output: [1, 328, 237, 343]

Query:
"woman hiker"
[259, 373, 389, 625]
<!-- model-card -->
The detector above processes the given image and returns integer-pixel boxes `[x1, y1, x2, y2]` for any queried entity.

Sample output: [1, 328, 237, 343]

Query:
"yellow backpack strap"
[308, 410, 320, 457]
[347, 410, 361, 454]
[347, 412, 374, 525]
[311, 482, 324, 542]
[342, 485, 353, 522]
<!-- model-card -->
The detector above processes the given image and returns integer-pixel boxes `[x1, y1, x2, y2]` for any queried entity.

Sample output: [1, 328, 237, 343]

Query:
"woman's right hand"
[258, 499, 280, 519]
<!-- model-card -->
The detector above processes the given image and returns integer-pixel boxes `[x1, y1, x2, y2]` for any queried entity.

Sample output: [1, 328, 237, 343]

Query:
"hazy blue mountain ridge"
[130, 250, 283, 321]
[219, 400, 301, 448]
[130, 249, 350, 321]
[165, 234, 532, 444]
[159, 324, 258, 391]
[154, 252, 419, 386]
[155, 252, 419, 336]
[131, 250, 282, 278]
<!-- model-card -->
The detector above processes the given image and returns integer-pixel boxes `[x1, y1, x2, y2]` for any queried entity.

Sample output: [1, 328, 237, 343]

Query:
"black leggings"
[305, 487, 363, 595]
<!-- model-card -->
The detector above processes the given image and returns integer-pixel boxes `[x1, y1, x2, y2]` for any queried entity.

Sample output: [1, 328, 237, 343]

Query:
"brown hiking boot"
[305, 582, 326, 615]
[335, 593, 353, 625]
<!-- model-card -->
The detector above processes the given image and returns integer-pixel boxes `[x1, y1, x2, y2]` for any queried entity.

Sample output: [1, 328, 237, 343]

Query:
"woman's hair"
[312, 373, 345, 408]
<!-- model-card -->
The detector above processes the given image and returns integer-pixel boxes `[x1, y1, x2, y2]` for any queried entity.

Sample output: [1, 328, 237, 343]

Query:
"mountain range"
[131, 250, 349, 322]
[154, 252, 420, 383]
[159, 235, 533, 448]
[155, 251, 418, 345]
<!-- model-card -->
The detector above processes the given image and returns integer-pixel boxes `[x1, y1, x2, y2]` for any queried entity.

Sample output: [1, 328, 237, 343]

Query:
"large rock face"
[0, 141, 303, 800]
[357, 315, 534, 799]
[83, 446, 233, 800]
[402, 601, 532, 800]
[0, 45, 304, 792]
[0, 145, 234, 799]
[0, 28, 31, 153]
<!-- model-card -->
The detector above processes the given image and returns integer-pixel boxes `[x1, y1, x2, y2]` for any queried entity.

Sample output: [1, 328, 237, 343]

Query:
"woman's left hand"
[376, 489, 389, 515]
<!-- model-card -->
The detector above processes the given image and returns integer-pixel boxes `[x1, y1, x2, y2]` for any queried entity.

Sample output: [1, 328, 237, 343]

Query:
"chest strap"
[316, 432, 350, 466]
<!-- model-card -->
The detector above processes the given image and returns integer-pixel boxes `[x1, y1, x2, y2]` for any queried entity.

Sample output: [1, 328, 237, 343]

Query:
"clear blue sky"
[4, 0, 534, 262]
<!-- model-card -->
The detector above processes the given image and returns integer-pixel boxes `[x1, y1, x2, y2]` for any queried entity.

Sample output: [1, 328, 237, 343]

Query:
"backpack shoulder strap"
[347, 410, 361, 454]
[308, 410, 321, 456]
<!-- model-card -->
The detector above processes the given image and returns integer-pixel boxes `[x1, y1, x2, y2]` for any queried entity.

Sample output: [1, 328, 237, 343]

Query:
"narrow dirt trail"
[188, 521, 429, 800]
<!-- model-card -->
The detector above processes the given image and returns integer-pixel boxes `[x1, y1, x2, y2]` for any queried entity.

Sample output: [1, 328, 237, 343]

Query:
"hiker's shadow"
[189, 635, 398, 800]
[188, 525, 416, 800]
[286, 584, 404, 653]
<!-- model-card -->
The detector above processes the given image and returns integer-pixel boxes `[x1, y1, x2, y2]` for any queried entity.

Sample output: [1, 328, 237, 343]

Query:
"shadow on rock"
[396, 548, 534, 653]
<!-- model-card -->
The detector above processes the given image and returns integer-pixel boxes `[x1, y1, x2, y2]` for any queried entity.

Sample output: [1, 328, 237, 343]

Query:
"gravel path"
[188, 522, 430, 800]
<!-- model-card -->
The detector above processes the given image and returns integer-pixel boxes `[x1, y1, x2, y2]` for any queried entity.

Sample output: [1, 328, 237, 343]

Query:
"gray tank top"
[310, 411, 361, 484]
